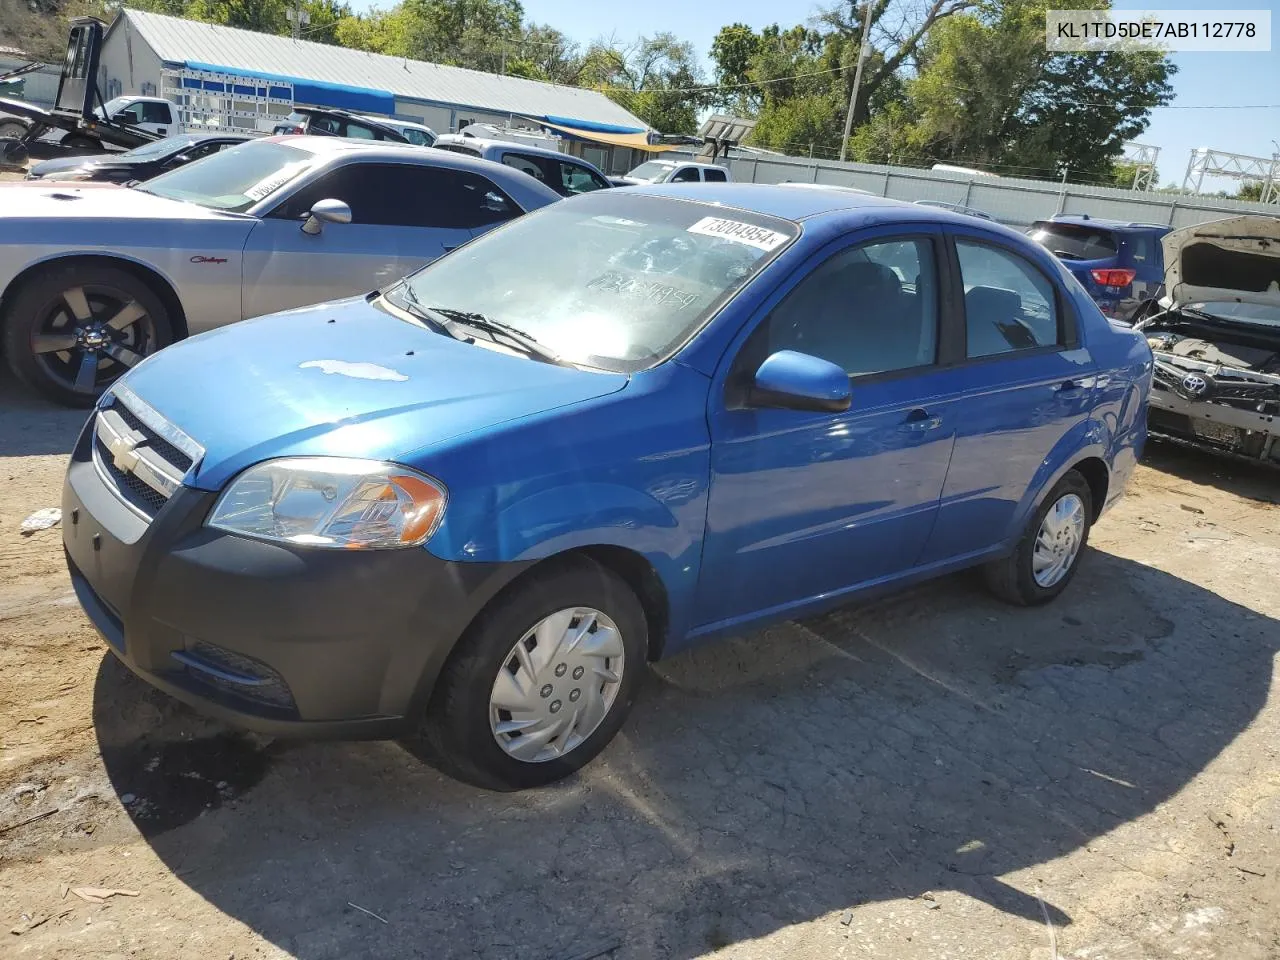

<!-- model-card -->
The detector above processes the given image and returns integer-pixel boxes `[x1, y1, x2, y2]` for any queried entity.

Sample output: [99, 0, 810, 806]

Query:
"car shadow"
[0, 374, 87, 456]
[1144, 436, 1280, 505]
[92, 550, 1277, 959]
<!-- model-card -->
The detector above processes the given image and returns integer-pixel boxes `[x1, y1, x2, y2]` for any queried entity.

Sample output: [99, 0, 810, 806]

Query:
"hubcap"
[30, 285, 154, 394]
[1032, 493, 1086, 588]
[488, 607, 625, 763]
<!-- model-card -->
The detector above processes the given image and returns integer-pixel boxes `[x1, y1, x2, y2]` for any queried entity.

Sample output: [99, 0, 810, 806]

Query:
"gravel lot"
[1, 308, 1278, 958]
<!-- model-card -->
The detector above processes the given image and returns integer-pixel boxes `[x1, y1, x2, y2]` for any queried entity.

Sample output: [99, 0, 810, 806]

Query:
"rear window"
[1029, 222, 1118, 261]
[436, 142, 483, 158]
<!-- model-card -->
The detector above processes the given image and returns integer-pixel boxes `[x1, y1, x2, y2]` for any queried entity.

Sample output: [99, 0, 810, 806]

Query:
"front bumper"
[62, 419, 528, 738]
[1149, 379, 1280, 465]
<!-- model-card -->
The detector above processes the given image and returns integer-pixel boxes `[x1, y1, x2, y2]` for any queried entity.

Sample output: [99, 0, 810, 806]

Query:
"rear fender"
[1004, 416, 1111, 545]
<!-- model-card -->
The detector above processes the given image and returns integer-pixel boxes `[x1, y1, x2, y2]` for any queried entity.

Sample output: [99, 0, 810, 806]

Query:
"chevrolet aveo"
[64, 185, 1153, 790]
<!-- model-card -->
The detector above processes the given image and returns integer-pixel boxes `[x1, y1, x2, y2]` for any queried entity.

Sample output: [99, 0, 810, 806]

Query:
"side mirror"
[749, 350, 851, 413]
[301, 198, 352, 235]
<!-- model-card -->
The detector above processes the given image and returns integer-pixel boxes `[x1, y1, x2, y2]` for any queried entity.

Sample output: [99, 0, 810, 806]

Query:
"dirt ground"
[1, 331, 1279, 957]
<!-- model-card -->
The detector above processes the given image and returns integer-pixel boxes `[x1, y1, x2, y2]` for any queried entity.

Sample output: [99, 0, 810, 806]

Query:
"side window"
[343, 122, 379, 140]
[141, 101, 170, 124]
[309, 115, 341, 136]
[272, 163, 519, 229]
[558, 160, 608, 195]
[670, 167, 699, 182]
[402, 129, 433, 146]
[1129, 232, 1155, 265]
[956, 240, 1059, 358]
[749, 238, 939, 377]
[704, 167, 728, 182]
[114, 102, 144, 124]
[502, 152, 553, 185]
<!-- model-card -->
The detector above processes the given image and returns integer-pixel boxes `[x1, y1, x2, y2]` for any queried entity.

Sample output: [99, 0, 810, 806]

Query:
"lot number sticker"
[687, 217, 789, 252]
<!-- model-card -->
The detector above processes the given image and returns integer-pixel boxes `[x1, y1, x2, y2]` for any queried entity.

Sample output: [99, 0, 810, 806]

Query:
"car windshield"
[136, 140, 316, 212]
[119, 136, 193, 160]
[1190, 301, 1280, 329]
[625, 161, 675, 183]
[1029, 222, 1119, 260]
[387, 193, 797, 373]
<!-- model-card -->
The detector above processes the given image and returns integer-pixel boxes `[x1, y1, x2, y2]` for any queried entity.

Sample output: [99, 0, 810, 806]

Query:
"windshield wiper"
[390, 285, 460, 339]
[427, 306, 562, 364]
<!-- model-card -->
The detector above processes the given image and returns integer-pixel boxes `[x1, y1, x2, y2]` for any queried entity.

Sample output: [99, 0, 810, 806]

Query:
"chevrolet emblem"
[107, 433, 141, 473]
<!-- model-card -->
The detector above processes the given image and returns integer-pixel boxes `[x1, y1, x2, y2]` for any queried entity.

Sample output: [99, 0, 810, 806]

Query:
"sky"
[355, 0, 1280, 190]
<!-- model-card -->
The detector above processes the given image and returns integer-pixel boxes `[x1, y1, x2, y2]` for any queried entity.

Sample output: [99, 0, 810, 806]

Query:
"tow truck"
[0, 18, 164, 168]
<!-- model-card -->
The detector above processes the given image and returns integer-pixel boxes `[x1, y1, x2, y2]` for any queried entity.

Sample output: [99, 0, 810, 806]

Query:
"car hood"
[0, 182, 238, 220]
[1162, 216, 1280, 310]
[29, 155, 115, 178]
[118, 296, 629, 490]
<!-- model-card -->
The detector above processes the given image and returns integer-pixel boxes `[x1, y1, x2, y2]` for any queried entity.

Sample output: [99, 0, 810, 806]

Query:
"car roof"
[1043, 215, 1170, 232]
[626, 182, 914, 221]
[360, 115, 434, 132]
[436, 135, 578, 161]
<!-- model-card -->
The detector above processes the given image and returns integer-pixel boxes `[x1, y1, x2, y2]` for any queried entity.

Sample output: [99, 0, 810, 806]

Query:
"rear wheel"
[984, 470, 1092, 606]
[3, 263, 173, 407]
[421, 559, 647, 790]
[0, 119, 28, 140]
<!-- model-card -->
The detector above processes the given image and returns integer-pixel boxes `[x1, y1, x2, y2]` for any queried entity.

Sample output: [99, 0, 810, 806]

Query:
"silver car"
[0, 137, 560, 406]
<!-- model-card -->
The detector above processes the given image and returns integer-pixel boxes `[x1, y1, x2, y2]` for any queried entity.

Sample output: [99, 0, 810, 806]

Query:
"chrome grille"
[91, 384, 204, 521]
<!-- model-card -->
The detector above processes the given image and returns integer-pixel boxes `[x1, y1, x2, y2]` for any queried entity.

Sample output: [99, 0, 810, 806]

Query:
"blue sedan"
[63, 185, 1153, 789]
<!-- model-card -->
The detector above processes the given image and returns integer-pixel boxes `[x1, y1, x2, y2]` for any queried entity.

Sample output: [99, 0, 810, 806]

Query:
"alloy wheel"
[31, 283, 155, 395]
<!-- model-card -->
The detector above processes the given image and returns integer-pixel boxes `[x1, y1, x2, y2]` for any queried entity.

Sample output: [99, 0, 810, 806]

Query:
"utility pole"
[286, 0, 309, 40]
[839, 0, 875, 163]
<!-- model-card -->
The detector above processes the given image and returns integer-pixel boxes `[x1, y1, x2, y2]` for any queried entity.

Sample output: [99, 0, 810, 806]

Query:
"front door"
[919, 232, 1097, 563]
[695, 231, 958, 628]
[241, 161, 518, 319]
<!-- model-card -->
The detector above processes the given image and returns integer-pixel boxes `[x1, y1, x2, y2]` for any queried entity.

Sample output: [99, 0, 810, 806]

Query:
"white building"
[99, 9, 656, 173]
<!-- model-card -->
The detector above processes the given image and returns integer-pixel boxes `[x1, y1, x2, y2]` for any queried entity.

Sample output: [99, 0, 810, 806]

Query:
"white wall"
[99, 19, 163, 100]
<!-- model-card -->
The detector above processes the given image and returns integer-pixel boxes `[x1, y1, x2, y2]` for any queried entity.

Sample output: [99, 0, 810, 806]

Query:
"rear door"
[241, 160, 516, 318]
[917, 229, 1096, 564]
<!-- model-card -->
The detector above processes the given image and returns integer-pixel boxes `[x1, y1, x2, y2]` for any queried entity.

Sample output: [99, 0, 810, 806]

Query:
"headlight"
[208, 458, 447, 549]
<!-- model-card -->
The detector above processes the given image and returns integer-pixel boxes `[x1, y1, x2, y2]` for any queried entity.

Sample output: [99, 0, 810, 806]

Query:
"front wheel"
[421, 559, 647, 790]
[0, 118, 28, 140]
[3, 263, 174, 407]
[984, 470, 1093, 606]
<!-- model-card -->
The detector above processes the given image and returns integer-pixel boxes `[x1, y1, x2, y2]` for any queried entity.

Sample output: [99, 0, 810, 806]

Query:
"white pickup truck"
[614, 159, 732, 186]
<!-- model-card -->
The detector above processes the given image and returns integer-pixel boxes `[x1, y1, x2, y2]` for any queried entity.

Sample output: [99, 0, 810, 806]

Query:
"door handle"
[1056, 379, 1084, 395]
[443, 245, 459, 252]
[902, 408, 943, 432]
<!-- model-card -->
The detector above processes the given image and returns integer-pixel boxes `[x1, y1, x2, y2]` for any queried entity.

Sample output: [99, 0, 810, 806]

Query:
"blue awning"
[178, 60, 396, 115]
[542, 115, 645, 135]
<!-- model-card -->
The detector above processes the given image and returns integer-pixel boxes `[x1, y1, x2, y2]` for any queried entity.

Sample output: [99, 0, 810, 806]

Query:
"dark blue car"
[63, 186, 1152, 789]
[1029, 215, 1171, 321]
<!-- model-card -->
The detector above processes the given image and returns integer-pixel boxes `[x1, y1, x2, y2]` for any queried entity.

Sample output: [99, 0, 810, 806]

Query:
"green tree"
[900, 0, 1174, 179]
[579, 34, 706, 133]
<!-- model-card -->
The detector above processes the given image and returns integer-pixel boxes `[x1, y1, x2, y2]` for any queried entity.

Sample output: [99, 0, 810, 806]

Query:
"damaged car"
[1136, 215, 1280, 465]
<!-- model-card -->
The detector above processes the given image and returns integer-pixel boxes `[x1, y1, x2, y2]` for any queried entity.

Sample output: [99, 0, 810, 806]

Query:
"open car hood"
[1162, 216, 1280, 310]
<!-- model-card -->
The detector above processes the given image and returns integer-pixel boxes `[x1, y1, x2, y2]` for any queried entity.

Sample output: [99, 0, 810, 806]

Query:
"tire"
[0, 118, 28, 140]
[3, 262, 174, 407]
[984, 470, 1093, 606]
[421, 558, 648, 791]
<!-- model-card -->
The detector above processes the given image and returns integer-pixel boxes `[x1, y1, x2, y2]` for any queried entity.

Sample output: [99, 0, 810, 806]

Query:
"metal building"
[99, 9, 655, 173]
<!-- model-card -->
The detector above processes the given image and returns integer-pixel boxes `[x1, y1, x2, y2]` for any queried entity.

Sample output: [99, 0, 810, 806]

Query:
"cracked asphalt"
[2, 373, 1279, 960]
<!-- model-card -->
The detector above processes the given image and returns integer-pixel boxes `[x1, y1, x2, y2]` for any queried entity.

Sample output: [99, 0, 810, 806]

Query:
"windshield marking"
[585, 272, 701, 308]
[687, 217, 790, 251]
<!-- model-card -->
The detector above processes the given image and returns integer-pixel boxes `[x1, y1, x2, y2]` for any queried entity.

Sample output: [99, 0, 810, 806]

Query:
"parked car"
[62, 184, 1151, 790]
[25, 132, 252, 183]
[369, 117, 437, 147]
[914, 199, 995, 221]
[271, 107, 412, 143]
[0, 136, 560, 405]
[433, 134, 611, 197]
[1136, 215, 1280, 466]
[1029, 215, 1170, 321]
[614, 159, 731, 185]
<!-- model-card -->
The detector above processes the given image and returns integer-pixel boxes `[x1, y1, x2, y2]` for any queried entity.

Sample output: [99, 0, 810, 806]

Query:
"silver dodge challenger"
[0, 136, 561, 406]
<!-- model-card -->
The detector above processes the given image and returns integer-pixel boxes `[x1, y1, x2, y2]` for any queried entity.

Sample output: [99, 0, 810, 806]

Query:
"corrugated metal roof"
[113, 9, 647, 131]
